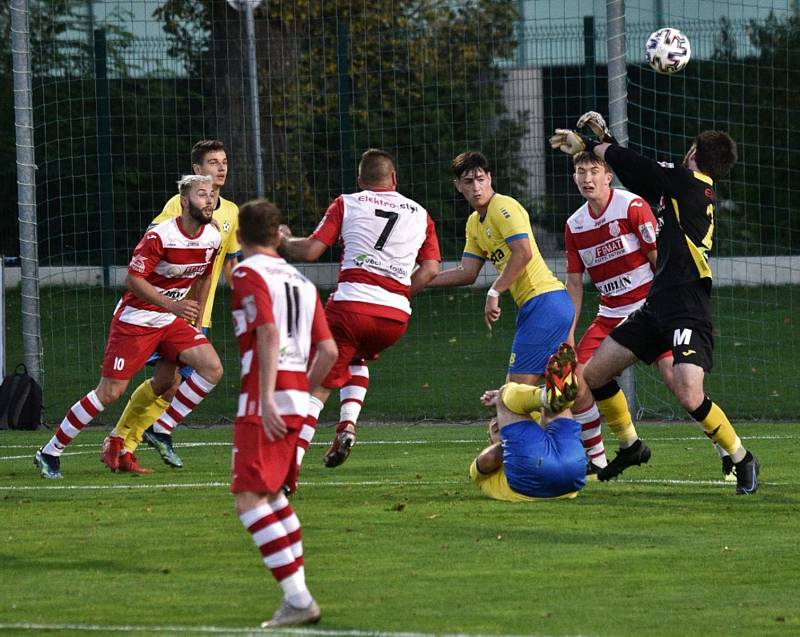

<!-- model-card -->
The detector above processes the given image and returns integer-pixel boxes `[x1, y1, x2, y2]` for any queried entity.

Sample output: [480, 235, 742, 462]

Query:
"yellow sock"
[597, 389, 638, 447]
[528, 409, 542, 424]
[114, 381, 165, 453]
[698, 402, 742, 456]
[501, 383, 544, 415]
[124, 395, 170, 453]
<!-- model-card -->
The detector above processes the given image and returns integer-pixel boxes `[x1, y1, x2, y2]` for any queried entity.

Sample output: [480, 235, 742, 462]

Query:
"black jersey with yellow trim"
[604, 144, 716, 297]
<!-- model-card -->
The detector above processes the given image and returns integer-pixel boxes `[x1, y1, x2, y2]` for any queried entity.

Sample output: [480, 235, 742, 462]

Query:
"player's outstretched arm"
[425, 255, 483, 289]
[409, 259, 441, 297]
[281, 236, 328, 263]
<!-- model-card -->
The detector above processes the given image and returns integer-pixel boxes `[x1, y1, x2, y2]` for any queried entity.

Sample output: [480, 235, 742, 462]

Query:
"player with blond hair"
[35, 175, 223, 478]
[101, 140, 239, 473]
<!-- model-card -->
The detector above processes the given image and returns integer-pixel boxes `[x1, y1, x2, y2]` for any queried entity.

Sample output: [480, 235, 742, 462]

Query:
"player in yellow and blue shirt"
[427, 151, 574, 411]
[101, 140, 240, 473]
[470, 368, 586, 502]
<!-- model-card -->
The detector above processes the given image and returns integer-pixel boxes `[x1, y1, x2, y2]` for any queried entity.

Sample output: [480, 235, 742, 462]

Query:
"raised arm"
[281, 236, 328, 263]
[425, 255, 484, 288]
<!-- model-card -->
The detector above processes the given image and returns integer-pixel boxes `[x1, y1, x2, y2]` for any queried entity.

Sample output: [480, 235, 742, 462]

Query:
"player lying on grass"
[34, 175, 223, 479]
[550, 112, 759, 495]
[229, 198, 337, 628]
[470, 343, 586, 501]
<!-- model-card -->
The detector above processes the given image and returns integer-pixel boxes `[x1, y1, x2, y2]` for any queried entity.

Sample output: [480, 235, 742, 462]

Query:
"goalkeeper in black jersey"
[549, 114, 759, 495]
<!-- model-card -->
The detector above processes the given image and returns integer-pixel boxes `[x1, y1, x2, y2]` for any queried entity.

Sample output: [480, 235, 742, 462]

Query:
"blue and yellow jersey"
[151, 193, 240, 328]
[469, 459, 578, 502]
[463, 194, 563, 307]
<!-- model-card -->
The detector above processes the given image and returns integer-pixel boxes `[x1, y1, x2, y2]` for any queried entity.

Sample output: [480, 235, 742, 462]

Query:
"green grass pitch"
[1, 422, 798, 637]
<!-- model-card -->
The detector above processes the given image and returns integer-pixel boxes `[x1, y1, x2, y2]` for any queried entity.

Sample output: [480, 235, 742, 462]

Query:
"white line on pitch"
[0, 477, 786, 492]
[1, 431, 797, 455]
[0, 478, 465, 491]
[0, 622, 577, 637]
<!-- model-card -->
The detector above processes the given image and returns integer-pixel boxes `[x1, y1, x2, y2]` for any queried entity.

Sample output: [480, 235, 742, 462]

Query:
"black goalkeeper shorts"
[610, 280, 714, 372]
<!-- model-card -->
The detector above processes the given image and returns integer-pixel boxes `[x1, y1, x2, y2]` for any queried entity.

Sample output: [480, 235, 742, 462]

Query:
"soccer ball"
[646, 28, 691, 75]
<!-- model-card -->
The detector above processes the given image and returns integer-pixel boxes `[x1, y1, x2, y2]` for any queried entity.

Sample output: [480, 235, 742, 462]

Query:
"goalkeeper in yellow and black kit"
[549, 113, 759, 495]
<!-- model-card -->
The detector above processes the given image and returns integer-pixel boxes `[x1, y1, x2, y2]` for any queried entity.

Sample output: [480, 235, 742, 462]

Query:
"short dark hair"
[191, 139, 226, 166]
[694, 131, 737, 180]
[573, 151, 611, 172]
[238, 198, 282, 247]
[452, 151, 490, 180]
[358, 148, 396, 187]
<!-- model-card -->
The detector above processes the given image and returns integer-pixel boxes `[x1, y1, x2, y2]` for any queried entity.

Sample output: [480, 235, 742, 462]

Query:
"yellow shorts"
[469, 459, 578, 502]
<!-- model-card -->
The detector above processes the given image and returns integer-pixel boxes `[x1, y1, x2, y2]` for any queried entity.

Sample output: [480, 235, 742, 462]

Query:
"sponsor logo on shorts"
[673, 328, 693, 347]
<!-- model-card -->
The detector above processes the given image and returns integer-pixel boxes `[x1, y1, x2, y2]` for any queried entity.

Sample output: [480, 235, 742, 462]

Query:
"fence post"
[583, 16, 597, 114]
[606, 0, 628, 146]
[243, 2, 265, 197]
[336, 20, 354, 192]
[11, 0, 43, 385]
[94, 29, 115, 287]
[606, 0, 636, 413]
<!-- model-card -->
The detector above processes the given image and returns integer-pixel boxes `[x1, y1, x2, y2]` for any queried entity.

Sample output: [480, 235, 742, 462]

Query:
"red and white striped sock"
[43, 391, 105, 456]
[239, 495, 311, 608]
[574, 403, 607, 468]
[337, 363, 369, 434]
[152, 371, 215, 434]
[296, 395, 324, 466]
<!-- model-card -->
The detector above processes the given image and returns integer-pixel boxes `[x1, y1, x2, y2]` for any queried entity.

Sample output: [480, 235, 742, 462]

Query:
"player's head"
[238, 198, 283, 249]
[685, 131, 737, 180]
[191, 140, 228, 190]
[573, 151, 613, 207]
[357, 148, 397, 190]
[177, 174, 215, 226]
[452, 151, 494, 211]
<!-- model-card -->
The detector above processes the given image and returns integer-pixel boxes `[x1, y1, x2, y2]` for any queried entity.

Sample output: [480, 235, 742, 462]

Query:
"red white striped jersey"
[564, 188, 658, 318]
[311, 188, 441, 322]
[230, 253, 331, 421]
[115, 217, 221, 327]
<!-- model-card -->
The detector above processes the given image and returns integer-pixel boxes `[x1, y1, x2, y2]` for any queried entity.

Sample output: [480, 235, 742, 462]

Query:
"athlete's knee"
[234, 491, 264, 516]
[670, 376, 705, 412]
[95, 379, 128, 405]
[582, 359, 611, 390]
[196, 357, 223, 385]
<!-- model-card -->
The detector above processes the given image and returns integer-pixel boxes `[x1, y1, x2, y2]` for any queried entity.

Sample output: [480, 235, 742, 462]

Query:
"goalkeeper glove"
[549, 129, 593, 155]
[576, 111, 619, 145]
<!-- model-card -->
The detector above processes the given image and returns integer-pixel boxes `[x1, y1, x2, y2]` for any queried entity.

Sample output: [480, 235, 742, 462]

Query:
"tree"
[0, 0, 135, 260]
[154, 0, 527, 255]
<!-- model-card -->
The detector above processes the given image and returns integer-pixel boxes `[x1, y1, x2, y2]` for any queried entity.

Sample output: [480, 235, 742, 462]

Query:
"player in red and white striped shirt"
[280, 149, 441, 468]
[564, 152, 674, 474]
[34, 175, 224, 479]
[230, 199, 337, 628]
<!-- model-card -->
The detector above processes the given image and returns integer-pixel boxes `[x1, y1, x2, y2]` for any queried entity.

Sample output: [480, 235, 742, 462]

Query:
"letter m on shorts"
[673, 328, 692, 347]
